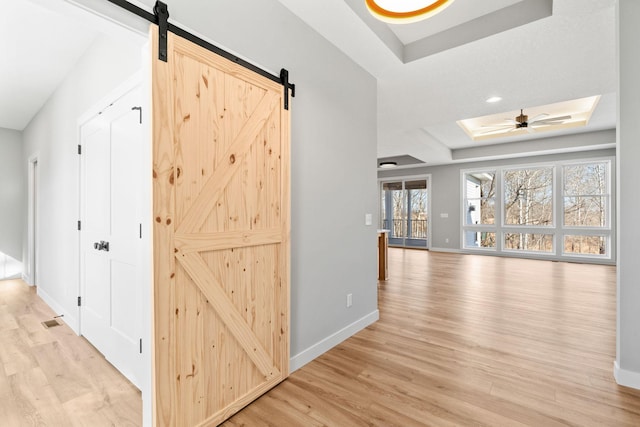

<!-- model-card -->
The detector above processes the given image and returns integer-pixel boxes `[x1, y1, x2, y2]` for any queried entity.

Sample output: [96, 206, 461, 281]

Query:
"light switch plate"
[365, 213, 373, 226]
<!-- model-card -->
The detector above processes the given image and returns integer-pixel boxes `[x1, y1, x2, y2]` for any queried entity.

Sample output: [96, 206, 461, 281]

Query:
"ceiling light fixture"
[486, 96, 502, 103]
[365, 0, 455, 24]
[379, 161, 398, 168]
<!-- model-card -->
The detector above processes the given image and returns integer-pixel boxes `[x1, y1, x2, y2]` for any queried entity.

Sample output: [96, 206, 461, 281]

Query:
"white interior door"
[80, 86, 143, 389]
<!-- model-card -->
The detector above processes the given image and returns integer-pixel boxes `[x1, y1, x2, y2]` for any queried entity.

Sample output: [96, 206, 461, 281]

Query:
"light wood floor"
[5, 250, 640, 426]
[225, 249, 640, 426]
[0, 279, 141, 426]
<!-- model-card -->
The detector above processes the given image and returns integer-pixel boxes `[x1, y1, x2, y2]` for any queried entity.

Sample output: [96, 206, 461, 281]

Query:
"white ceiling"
[388, 0, 523, 44]
[0, 1, 99, 130]
[277, 0, 617, 166]
[3, 0, 617, 167]
[0, 0, 145, 131]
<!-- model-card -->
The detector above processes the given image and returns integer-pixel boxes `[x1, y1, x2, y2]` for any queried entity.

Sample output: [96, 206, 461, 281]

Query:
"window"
[380, 177, 430, 248]
[504, 233, 553, 252]
[461, 159, 612, 261]
[463, 171, 496, 248]
[564, 235, 606, 255]
[503, 167, 553, 226]
[563, 163, 608, 227]
[465, 172, 496, 225]
[562, 162, 610, 256]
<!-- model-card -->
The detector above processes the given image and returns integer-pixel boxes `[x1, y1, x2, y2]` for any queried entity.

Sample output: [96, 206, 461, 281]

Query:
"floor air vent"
[41, 319, 60, 329]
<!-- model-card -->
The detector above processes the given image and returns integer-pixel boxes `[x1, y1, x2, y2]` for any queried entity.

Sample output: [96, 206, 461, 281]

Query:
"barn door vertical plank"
[150, 25, 177, 427]
[279, 93, 291, 377]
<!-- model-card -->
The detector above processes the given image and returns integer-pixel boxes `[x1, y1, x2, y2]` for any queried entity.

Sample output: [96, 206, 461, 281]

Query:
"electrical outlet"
[446, 238, 449, 243]
[346, 293, 353, 308]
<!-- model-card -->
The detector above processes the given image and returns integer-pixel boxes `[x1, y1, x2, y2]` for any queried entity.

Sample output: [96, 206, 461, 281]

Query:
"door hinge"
[78, 144, 82, 155]
[132, 106, 142, 124]
[139, 223, 142, 239]
[139, 338, 142, 354]
[154, 1, 169, 62]
[77, 220, 81, 231]
[279, 68, 295, 111]
[77, 296, 81, 307]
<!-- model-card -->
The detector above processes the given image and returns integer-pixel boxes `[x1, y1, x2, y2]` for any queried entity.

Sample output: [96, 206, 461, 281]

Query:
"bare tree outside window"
[564, 163, 607, 227]
[563, 162, 609, 255]
[503, 167, 553, 251]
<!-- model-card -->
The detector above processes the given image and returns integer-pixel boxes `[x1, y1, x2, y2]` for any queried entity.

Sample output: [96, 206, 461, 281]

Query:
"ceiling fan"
[480, 109, 572, 134]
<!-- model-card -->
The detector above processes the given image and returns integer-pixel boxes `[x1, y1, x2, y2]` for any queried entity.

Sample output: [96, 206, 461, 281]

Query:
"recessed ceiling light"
[379, 161, 398, 168]
[486, 96, 502, 103]
[365, 0, 456, 24]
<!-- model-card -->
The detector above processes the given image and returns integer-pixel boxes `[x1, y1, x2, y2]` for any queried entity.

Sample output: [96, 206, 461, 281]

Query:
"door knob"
[94, 241, 110, 251]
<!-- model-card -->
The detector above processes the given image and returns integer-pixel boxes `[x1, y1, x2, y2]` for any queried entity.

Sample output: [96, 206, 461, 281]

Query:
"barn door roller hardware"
[106, 0, 296, 110]
[280, 69, 295, 111]
[153, 1, 169, 62]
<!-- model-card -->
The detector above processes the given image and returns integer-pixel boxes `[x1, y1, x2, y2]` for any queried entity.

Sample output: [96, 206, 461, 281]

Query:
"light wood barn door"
[151, 26, 290, 426]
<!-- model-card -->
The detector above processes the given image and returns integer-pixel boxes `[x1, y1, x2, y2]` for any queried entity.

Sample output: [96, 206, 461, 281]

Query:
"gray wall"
[78, 0, 380, 370]
[0, 128, 24, 261]
[379, 144, 616, 260]
[616, 0, 640, 388]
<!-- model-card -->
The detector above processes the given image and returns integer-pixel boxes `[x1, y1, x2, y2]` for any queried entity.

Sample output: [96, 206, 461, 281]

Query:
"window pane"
[564, 235, 607, 255]
[466, 172, 496, 198]
[504, 168, 553, 226]
[465, 199, 495, 225]
[405, 180, 427, 190]
[464, 231, 496, 248]
[504, 233, 553, 252]
[564, 196, 607, 227]
[382, 181, 402, 191]
[408, 185, 428, 239]
[465, 172, 496, 227]
[381, 182, 405, 237]
[564, 163, 608, 196]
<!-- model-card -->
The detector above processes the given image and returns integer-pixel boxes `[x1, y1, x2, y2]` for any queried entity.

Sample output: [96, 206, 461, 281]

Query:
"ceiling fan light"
[365, 0, 456, 24]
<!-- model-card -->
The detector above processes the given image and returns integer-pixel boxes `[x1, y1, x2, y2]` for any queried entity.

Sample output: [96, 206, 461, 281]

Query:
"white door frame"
[27, 154, 40, 286]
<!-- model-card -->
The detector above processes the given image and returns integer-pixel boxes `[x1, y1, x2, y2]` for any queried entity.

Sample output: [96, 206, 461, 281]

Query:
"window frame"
[461, 157, 614, 262]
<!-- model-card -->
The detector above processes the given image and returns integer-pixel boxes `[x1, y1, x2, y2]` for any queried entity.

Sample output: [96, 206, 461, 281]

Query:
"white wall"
[615, 0, 640, 389]
[21, 33, 144, 327]
[0, 128, 24, 261]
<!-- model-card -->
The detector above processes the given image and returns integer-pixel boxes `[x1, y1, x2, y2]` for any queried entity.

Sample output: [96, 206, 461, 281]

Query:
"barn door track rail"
[106, 0, 295, 110]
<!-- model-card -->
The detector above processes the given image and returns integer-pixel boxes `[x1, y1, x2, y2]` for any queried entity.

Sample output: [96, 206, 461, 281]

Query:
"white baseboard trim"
[430, 247, 463, 254]
[289, 310, 379, 373]
[37, 288, 80, 335]
[614, 360, 640, 390]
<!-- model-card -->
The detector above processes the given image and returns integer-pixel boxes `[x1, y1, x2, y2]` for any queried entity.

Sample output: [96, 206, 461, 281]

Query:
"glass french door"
[380, 178, 429, 248]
